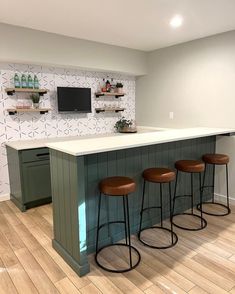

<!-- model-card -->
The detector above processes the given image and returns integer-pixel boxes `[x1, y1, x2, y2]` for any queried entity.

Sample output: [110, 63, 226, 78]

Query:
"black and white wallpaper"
[0, 62, 135, 199]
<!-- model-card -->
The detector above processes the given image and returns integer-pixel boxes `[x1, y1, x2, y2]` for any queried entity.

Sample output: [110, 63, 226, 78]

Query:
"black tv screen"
[57, 87, 91, 113]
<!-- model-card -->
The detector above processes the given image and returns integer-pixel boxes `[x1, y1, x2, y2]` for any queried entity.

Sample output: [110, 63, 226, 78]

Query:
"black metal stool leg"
[199, 172, 203, 228]
[95, 193, 102, 253]
[160, 183, 163, 227]
[201, 163, 207, 200]
[139, 180, 146, 233]
[172, 170, 178, 220]
[226, 164, 230, 209]
[191, 173, 194, 214]
[212, 164, 215, 203]
[125, 195, 132, 267]
[169, 182, 174, 244]
[123, 196, 128, 245]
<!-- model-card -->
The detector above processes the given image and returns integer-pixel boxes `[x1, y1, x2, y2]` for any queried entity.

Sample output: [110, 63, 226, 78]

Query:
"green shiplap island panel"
[49, 136, 215, 277]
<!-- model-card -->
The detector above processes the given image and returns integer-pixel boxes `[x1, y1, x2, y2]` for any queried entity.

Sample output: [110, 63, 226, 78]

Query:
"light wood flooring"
[1, 200, 235, 293]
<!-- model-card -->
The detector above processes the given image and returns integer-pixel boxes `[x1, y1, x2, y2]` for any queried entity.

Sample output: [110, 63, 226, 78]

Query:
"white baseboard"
[0, 194, 10, 202]
[214, 193, 235, 205]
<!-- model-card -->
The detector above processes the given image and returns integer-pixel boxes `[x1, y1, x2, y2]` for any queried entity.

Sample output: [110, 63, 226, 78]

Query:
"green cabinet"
[7, 146, 52, 211]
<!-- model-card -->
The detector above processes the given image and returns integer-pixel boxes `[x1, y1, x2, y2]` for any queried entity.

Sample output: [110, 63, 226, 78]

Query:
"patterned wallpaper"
[0, 62, 135, 199]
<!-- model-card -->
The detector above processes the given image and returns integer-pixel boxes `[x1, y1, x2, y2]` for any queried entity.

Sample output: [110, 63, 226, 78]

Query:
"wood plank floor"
[1, 200, 235, 293]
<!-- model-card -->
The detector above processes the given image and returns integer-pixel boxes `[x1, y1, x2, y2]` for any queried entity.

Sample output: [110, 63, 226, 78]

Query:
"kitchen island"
[47, 127, 235, 276]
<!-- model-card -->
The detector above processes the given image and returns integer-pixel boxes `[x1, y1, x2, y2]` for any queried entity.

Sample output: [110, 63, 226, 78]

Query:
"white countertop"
[5, 126, 166, 150]
[46, 127, 235, 156]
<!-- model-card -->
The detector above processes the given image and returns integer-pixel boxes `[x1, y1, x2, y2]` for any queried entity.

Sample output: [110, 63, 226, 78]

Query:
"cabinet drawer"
[21, 148, 50, 163]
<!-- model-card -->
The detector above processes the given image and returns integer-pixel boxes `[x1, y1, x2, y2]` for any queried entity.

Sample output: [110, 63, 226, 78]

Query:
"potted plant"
[116, 82, 124, 94]
[30, 93, 40, 108]
[114, 117, 137, 133]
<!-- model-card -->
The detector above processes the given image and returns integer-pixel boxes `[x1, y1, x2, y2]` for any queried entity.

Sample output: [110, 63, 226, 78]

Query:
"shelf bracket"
[6, 90, 15, 96]
[8, 110, 17, 115]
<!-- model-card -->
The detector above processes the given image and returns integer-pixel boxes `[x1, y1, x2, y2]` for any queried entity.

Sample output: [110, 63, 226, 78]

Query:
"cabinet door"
[22, 160, 51, 203]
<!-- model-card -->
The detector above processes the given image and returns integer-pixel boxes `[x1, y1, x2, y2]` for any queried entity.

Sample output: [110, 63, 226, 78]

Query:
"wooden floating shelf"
[7, 108, 51, 115]
[5, 88, 48, 96]
[95, 107, 125, 114]
[95, 92, 125, 98]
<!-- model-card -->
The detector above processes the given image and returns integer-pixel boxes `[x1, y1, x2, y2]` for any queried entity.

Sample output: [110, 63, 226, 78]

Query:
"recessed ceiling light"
[170, 15, 183, 28]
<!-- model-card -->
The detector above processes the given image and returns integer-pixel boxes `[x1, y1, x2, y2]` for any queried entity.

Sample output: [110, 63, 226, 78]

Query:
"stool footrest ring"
[197, 202, 231, 216]
[142, 205, 161, 213]
[95, 243, 141, 273]
[172, 212, 207, 231]
[98, 220, 125, 231]
[138, 226, 178, 249]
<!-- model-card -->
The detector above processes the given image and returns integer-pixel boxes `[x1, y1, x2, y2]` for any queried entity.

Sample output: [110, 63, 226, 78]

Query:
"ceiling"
[1, 0, 235, 51]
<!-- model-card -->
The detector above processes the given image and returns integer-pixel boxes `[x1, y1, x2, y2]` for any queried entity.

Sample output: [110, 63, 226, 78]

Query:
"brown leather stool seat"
[96, 176, 140, 273]
[143, 168, 175, 183]
[202, 153, 229, 165]
[138, 167, 178, 249]
[197, 153, 230, 216]
[99, 176, 136, 196]
[172, 159, 207, 231]
[175, 160, 205, 173]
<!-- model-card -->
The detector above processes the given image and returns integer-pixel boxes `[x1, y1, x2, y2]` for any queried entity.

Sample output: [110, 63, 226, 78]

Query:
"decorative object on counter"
[116, 82, 124, 94]
[14, 73, 21, 88]
[114, 117, 137, 133]
[21, 74, 28, 88]
[28, 74, 33, 89]
[30, 93, 40, 108]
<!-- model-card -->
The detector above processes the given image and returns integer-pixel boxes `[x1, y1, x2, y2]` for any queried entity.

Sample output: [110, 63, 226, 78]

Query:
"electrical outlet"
[169, 112, 174, 119]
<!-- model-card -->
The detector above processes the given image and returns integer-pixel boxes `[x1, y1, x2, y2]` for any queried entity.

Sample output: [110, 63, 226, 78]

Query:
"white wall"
[0, 62, 135, 200]
[0, 23, 147, 76]
[136, 30, 235, 128]
[136, 30, 235, 200]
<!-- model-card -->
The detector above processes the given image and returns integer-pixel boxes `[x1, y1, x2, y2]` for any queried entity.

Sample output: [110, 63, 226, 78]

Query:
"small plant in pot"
[114, 117, 137, 133]
[30, 93, 40, 108]
[116, 82, 124, 94]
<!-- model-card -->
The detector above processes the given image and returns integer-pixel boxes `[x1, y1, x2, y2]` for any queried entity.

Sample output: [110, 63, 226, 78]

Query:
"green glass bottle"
[21, 74, 27, 88]
[28, 74, 33, 88]
[14, 73, 21, 88]
[34, 75, 39, 89]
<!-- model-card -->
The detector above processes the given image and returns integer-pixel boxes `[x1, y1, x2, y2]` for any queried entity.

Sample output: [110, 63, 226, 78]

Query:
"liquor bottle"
[14, 73, 21, 88]
[101, 78, 106, 92]
[34, 75, 39, 89]
[28, 75, 33, 88]
[21, 74, 28, 88]
[106, 79, 111, 92]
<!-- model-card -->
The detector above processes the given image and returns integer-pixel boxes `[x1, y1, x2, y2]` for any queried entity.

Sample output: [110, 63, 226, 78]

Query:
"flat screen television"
[57, 87, 91, 113]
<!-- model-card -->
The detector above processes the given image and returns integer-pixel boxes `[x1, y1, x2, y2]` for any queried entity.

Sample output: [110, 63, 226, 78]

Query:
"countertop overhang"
[46, 127, 235, 156]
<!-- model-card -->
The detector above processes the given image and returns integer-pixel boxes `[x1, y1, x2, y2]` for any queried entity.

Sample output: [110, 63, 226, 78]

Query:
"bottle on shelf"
[34, 75, 39, 89]
[14, 73, 21, 88]
[106, 78, 111, 92]
[28, 74, 33, 89]
[21, 74, 28, 88]
[101, 78, 106, 92]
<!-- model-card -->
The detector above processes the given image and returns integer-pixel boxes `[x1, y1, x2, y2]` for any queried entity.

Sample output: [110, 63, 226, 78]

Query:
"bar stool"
[95, 176, 141, 273]
[138, 168, 178, 249]
[172, 160, 207, 231]
[197, 153, 230, 216]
